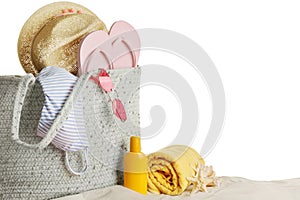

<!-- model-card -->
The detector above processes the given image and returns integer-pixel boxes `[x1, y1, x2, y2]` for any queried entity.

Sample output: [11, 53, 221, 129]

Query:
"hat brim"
[18, 1, 105, 75]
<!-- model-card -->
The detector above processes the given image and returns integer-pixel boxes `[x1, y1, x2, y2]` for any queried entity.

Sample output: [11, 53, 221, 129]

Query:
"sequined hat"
[18, 2, 107, 76]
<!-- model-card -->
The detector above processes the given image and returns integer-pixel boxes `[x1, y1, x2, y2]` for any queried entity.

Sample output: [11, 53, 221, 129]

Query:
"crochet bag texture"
[0, 67, 140, 199]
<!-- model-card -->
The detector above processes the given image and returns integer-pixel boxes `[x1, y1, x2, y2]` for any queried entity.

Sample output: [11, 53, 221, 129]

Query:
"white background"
[1, 0, 300, 181]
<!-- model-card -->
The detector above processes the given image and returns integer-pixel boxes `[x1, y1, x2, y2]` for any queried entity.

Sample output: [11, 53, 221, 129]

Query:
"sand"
[55, 176, 300, 200]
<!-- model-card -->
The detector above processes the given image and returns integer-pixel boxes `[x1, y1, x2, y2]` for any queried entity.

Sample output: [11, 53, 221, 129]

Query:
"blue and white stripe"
[37, 66, 88, 152]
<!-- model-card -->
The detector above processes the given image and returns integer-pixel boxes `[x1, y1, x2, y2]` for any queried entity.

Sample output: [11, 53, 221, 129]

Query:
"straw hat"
[18, 2, 107, 76]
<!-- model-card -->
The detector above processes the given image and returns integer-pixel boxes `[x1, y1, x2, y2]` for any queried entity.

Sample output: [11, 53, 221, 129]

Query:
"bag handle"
[65, 148, 88, 175]
[11, 72, 94, 149]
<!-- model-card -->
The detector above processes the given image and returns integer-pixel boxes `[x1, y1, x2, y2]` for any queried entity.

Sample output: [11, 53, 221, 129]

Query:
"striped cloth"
[37, 66, 88, 152]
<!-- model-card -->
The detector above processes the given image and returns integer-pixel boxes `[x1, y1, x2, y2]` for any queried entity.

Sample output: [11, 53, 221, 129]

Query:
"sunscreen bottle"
[124, 136, 148, 195]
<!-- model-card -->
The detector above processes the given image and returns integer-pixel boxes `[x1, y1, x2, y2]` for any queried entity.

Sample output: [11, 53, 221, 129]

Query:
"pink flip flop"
[78, 20, 140, 76]
[109, 21, 140, 69]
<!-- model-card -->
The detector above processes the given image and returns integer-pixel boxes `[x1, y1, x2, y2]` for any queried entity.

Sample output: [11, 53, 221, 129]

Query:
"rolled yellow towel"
[147, 145, 204, 195]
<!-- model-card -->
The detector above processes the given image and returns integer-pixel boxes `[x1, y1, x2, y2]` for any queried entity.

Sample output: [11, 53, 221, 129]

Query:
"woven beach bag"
[0, 67, 140, 199]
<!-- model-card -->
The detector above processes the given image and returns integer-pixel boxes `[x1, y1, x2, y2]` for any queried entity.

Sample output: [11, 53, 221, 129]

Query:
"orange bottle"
[124, 136, 148, 195]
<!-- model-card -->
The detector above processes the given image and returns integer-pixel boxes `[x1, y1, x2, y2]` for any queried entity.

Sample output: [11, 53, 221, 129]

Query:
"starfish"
[186, 162, 218, 194]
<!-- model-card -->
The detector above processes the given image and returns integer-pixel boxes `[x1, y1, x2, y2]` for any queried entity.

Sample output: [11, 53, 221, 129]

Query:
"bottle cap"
[130, 136, 141, 152]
